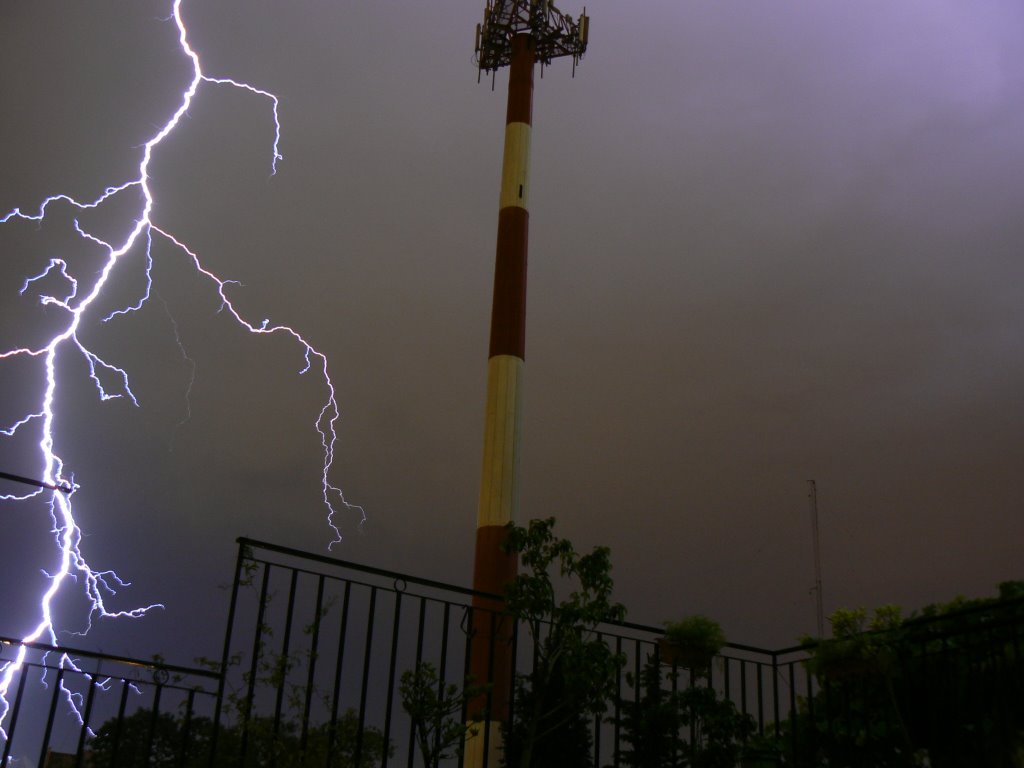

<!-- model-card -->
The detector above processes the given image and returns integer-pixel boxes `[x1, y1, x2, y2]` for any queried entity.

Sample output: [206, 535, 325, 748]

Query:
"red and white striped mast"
[467, 2, 589, 766]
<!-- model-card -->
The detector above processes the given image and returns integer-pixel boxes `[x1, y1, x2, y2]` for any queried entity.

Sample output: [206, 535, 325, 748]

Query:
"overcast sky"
[1, 0, 1022, 664]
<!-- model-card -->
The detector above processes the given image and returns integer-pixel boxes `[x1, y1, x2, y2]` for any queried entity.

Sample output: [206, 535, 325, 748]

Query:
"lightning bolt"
[0, 0, 362, 734]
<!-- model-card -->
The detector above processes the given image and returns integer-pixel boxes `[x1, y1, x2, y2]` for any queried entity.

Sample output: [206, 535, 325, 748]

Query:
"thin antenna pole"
[808, 480, 825, 637]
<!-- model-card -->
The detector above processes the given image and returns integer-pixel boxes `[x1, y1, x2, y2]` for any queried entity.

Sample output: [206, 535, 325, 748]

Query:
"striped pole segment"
[467, 31, 534, 768]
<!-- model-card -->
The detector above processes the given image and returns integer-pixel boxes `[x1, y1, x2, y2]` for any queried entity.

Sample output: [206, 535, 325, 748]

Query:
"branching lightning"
[0, 0, 361, 734]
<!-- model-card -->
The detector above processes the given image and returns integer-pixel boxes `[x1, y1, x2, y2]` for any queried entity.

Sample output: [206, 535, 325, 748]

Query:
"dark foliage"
[400, 662, 489, 768]
[787, 583, 1024, 767]
[503, 660, 594, 768]
[500, 518, 626, 768]
[88, 707, 391, 768]
[616, 655, 683, 768]
[617, 655, 754, 768]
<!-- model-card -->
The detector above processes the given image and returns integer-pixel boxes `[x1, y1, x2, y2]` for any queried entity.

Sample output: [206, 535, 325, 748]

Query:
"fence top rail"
[243, 555, 486, 609]
[0, 635, 222, 681]
[238, 538, 790, 658]
[238, 536, 504, 601]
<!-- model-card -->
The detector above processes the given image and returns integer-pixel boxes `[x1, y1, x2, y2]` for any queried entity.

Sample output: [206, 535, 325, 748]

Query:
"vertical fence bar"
[612, 635, 623, 767]
[786, 661, 797, 760]
[592, 630, 603, 768]
[740, 659, 749, 721]
[145, 682, 165, 763]
[76, 676, 99, 768]
[756, 662, 765, 736]
[723, 655, 731, 702]
[771, 653, 781, 740]
[438, 606, 450, 729]
[962, 626, 978, 761]
[381, 589, 404, 768]
[2, 662, 29, 766]
[239, 561, 273, 764]
[37, 667, 65, 768]
[301, 573, 326, 758]
[439, 599, 455, 768]
[684, 661, 694, 766]
[272, 568, 301, 739]
[459, 605, 475, 768]
[110, 679, 132, 765]
[210, 539, 250, 767]
[805, 658, 816, 764]
[407, 596, 428, 768]
[414, 596, 427, 666]
[1004, 618, 1022, 755]
[354, 585, 378, 768]
[439, 601, 452, 693]
[327, 580, 353, 765]
[178, 687, 198, 768]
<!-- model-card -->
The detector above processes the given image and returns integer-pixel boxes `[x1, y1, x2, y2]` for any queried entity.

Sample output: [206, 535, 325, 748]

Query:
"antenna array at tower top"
[475, 0, 589, 73]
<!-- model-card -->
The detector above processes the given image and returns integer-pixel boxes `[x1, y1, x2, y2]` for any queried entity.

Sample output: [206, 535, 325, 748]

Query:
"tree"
[88, 709, 198, 767]
[617, 655, 754, 768]
[676, 686, 754, 768]
[500, 518, 626, 768]
[88, 707, 390, 767]
[400, 662, 489, 768]
[616, 654, 684, 768]
[788, 584, 1024, 767]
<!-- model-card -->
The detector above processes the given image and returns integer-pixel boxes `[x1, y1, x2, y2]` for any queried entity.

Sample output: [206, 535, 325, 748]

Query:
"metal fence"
[3, 538, 1022, 767]
[0, 636, 221, 767]
[210, 538, 807, 768]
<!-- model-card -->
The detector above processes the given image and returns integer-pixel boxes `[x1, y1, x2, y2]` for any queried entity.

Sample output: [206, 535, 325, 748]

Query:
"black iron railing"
[214, 538, 804, 768]
[0, 636, 220, 767]
[3, 539, 1022, 767]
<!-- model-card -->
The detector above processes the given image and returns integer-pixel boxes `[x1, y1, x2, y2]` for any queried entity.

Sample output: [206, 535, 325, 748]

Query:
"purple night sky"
[1, 0, 1022, 669]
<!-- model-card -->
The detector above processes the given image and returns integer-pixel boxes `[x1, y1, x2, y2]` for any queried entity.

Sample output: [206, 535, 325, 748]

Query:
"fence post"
[209, 539, 251, 766]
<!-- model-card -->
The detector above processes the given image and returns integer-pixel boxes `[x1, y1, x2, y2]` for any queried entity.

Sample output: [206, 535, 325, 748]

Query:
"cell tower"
[467, 2, 589, 767]
[808, 480, 825, 638]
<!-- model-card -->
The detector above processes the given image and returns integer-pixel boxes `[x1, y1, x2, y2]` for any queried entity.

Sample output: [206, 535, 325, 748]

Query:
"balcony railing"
[2, 537, 1021, 767]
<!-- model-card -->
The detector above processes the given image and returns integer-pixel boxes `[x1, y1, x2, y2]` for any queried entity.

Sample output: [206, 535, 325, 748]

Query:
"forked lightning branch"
[0, 0, 359, 734]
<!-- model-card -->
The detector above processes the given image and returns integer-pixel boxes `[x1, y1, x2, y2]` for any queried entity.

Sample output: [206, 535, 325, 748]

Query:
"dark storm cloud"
[1, 0, 1022, 662]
